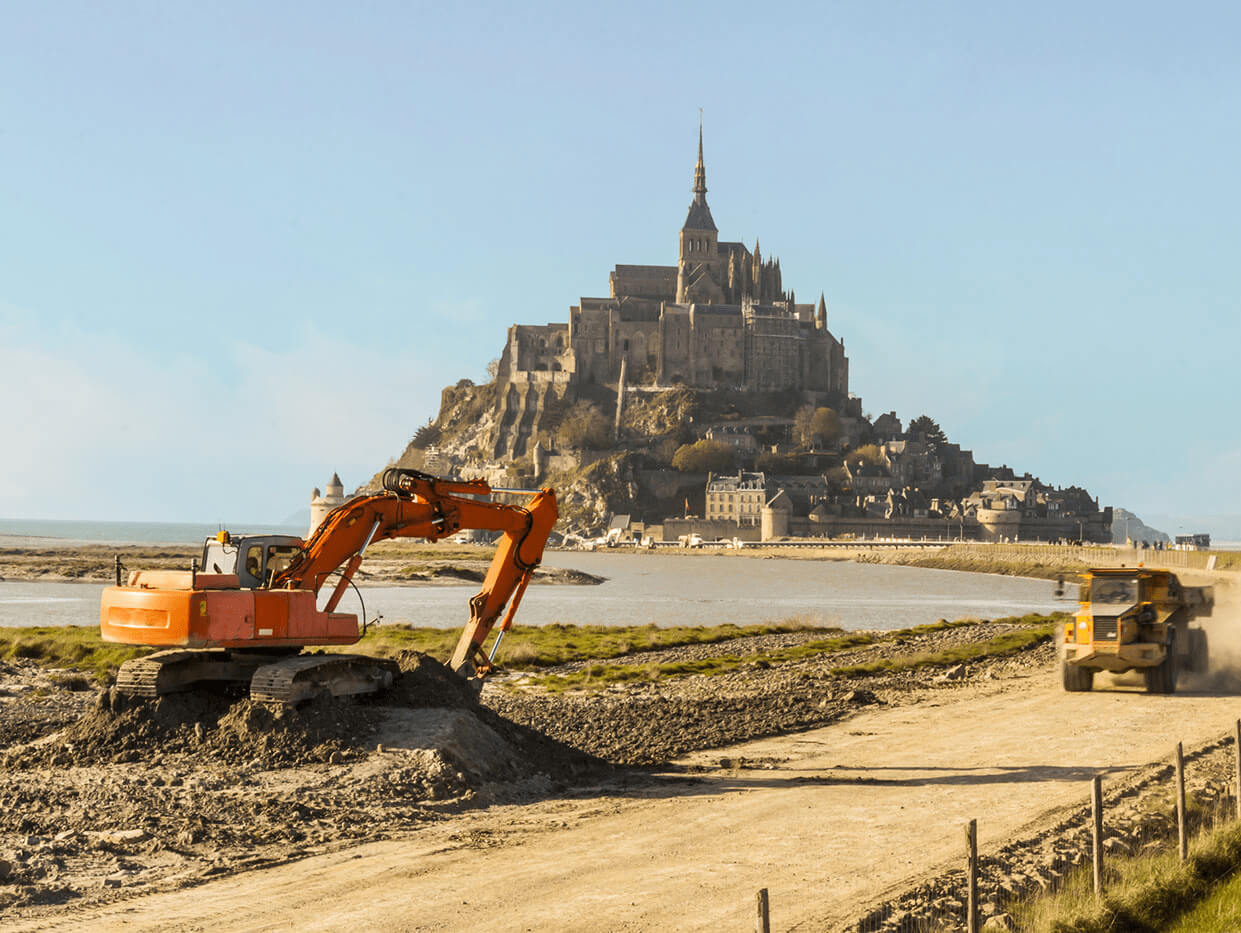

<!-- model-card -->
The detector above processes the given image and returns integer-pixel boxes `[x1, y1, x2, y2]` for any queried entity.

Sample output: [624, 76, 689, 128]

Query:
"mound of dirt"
[386, 650, 611, 785]
[3, 652, 606, 785]
[386, 650, 481, 708]
[0, 652, 617, 919]
[5, 685, 381, 771]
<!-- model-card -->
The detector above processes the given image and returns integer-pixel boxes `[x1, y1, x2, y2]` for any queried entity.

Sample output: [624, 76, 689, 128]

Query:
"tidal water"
[0, 551, 1073, 631]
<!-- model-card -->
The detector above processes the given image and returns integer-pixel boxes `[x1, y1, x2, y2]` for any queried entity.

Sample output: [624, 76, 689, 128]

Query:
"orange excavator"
[100, 468, 558, 704]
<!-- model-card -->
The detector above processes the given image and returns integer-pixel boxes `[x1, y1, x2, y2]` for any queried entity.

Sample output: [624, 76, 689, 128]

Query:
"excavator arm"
[272, 468, 558, 679]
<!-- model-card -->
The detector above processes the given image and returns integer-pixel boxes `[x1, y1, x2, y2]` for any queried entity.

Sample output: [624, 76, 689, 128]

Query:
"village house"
[705, 471, 769, 526]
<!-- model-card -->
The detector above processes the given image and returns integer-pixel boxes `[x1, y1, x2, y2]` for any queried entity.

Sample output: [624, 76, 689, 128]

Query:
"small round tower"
[309, 472, 346, 537]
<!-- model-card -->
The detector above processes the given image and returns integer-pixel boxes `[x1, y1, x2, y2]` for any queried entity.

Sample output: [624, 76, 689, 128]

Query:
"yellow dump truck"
[1061, 568, 1214, 693]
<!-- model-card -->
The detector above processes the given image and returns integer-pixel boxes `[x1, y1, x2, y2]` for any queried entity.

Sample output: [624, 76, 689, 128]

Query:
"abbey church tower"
[676, 121, 725, 304]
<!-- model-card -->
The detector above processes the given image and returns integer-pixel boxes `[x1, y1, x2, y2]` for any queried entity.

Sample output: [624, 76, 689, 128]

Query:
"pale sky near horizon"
[2, 2, 1239, 536]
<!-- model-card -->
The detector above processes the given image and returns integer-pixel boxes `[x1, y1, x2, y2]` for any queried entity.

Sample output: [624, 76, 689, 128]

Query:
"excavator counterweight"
[101, 469, 558, 704]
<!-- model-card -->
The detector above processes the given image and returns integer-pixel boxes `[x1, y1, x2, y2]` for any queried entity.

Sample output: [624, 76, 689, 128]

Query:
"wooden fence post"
[755, 888, 769, 933]
[1176, 741, 1188, 862]
[965, 819, 978, 933]
[1092, 774, 1104, 896]
[1234, 720, 1240, 822]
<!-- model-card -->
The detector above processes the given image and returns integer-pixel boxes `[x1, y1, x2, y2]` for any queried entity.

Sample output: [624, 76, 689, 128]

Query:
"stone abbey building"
[493, 127, 849, 457]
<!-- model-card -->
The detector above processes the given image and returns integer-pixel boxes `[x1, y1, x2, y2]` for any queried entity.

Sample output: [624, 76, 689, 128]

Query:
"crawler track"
[115, 649, 257, 697]
[116, 650, 399, 706]
[249, 654, 400, 705]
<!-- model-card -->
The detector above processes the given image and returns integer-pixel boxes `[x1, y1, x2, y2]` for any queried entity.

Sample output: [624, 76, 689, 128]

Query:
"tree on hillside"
[847, 443, 883, 468]
[909, 415, 947, 448]
[410, 418, 441, 449]
[557, 402, 611, 450]
[756, 451, 802, 473]
[794, 405, 843, 448]
[671, 439, 736, 473]
[793, 405, 814, 446]
[809, 407, 842, 446]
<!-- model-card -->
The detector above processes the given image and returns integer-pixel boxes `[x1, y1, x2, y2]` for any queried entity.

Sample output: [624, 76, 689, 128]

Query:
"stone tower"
[309, 472, 346, 537]
[676, 119, 724, 304]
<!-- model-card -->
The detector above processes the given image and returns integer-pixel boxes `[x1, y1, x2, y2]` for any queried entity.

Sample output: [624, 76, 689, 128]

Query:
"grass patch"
[364, 541, 497, 563]
[349, 619, 834, 669]
[1210, 550, 1241, 572]
[0, 626, 154, 683]
[828, 624, 1056, 677]
[0, 612, 1062, 691]
[885, 552, 1091, 580]
[1015, 813, 1241, 932]
[0, 619, 833, 684]
[1165, 865, 1241, 932]
[522, 613, 1065, 692]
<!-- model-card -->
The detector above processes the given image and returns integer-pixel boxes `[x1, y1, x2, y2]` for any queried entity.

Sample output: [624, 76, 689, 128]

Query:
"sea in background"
[0, 520, 1075, 630]
[0, 518, 307, 547]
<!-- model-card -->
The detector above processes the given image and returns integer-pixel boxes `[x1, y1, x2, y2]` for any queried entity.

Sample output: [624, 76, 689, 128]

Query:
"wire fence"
[738, 723, 1241, 932]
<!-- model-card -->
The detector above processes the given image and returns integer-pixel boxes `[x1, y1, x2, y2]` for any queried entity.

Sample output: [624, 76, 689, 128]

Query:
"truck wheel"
[1144, 633, 1179, 694]
[1190, 628, 1209, 673]
[1062, 657, 1093, 692]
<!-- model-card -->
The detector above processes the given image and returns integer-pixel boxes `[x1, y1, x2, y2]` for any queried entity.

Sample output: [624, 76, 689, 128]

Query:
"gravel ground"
[0, 622, 1053, 919]
[484, 622, 1054, 766]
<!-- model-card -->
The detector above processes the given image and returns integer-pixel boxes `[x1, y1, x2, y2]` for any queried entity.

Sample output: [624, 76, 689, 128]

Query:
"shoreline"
[3, 539, 1231, 591]
[0, 542, 604, 587]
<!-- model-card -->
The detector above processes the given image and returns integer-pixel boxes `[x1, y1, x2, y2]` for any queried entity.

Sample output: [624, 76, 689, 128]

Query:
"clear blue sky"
[2, 1, 1238, 536]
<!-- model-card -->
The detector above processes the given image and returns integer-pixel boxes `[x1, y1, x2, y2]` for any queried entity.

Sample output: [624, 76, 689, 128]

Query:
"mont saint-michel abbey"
[499, 128, 849, 410]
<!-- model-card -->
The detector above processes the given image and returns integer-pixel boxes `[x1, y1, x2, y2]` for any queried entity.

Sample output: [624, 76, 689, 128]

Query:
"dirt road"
[11, 666, 1241, 933]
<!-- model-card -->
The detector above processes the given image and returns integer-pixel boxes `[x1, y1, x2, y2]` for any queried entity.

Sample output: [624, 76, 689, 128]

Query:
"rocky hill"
[1111, 508, 1170, 545]
[373, 372, 1112, 543]
[376, 380, 764, 530]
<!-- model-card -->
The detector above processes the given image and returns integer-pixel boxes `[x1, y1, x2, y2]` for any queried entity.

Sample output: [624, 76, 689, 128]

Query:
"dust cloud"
[1182, 580, 1241, 693]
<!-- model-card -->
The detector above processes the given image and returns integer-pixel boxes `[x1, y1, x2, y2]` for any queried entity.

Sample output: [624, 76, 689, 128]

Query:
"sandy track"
[11, 669, 1241, 933]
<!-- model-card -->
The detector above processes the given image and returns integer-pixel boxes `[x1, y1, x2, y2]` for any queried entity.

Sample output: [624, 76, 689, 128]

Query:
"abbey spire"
[692, 117, 707, 203]
[681, 116, 716, 234]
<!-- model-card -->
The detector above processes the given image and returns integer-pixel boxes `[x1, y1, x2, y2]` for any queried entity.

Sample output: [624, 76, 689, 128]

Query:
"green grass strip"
[0, 612, 1064, 688]
[0, 619, 834, 682]
[1017, 815, 1241, 932]
[351, 619, 833, 669]
[521, 614, 1063, 692]
[0, 626, 154, 684]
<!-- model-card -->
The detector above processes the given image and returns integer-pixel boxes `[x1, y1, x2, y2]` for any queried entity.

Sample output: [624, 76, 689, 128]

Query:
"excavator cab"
[200, 534, 304, 589]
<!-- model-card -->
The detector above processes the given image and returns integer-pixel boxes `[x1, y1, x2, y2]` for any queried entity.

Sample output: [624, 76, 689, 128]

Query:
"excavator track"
[249, 654, 400, 706]
[115, 649, 264, 697]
